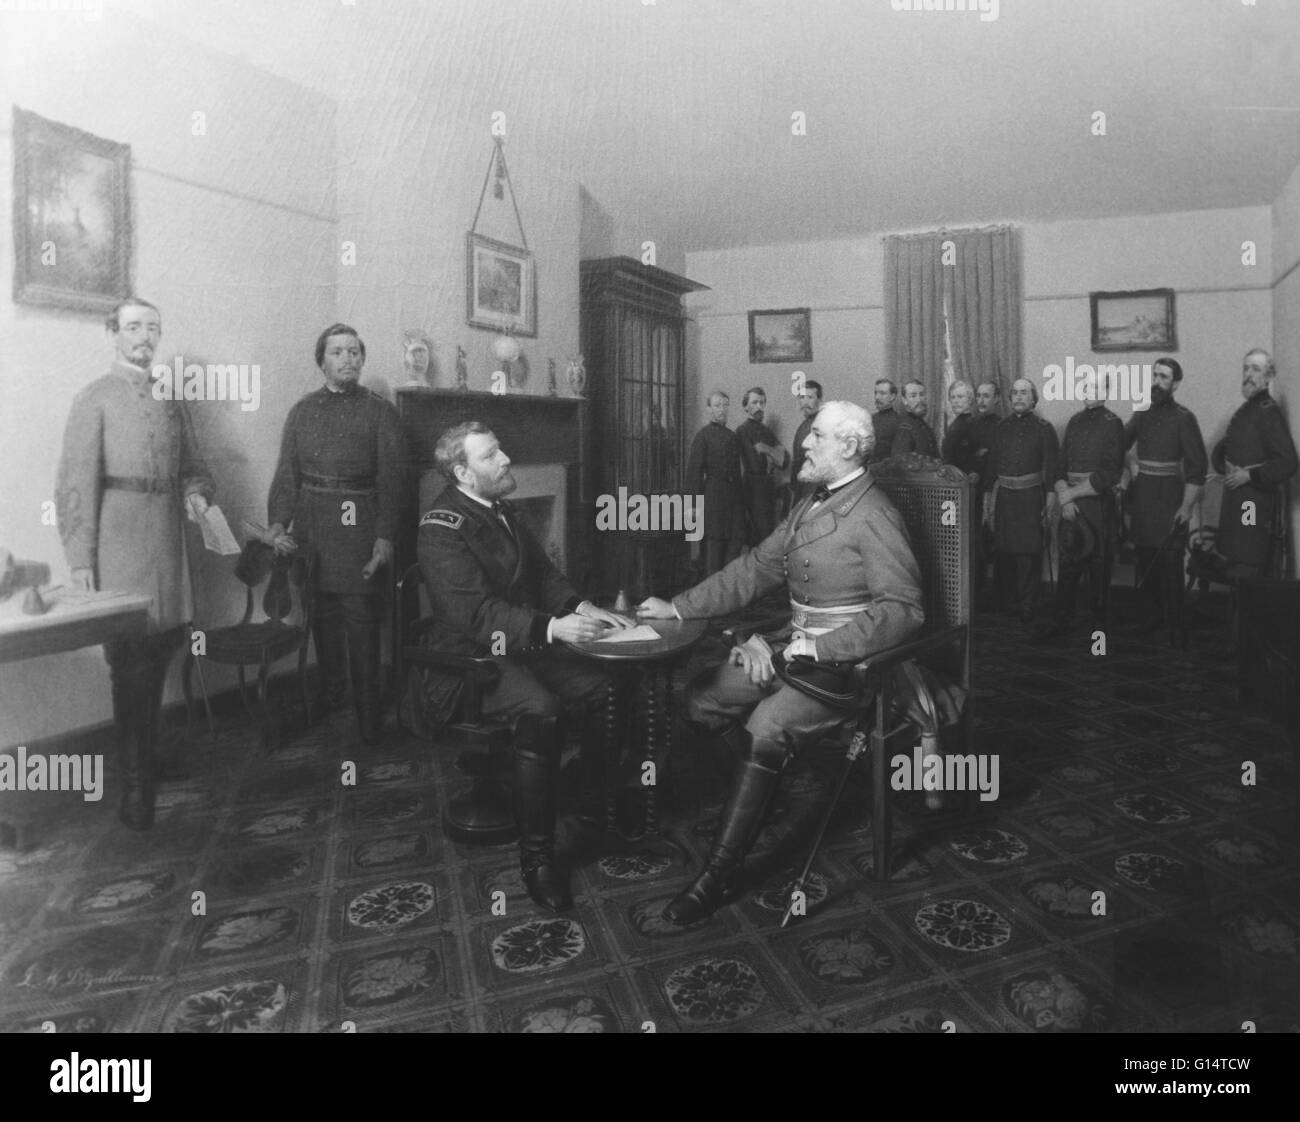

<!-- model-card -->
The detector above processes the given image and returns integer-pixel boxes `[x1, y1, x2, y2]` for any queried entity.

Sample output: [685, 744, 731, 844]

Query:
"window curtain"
[947, 224, 1022, 406]
[884, 232, 946, 428]
[885, 224, 1022, 437]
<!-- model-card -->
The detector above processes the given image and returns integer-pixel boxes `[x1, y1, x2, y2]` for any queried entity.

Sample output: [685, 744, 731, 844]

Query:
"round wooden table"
[562, 617, 707, 839]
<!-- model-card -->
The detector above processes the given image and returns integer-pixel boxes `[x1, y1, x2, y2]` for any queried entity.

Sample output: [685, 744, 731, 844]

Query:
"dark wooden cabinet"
[580, 257, 707, 599]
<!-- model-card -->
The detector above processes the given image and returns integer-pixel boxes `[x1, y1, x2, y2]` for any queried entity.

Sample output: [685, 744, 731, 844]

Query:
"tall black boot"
[514, 714, 572, 912]
[575, 702, 611, 828]
[312, 596, 349, 712]
[113, 680, 155, 831]
[347, 620, 383, 746]
[1163, 548, 1188, 649]
[663, 742, 783, 926]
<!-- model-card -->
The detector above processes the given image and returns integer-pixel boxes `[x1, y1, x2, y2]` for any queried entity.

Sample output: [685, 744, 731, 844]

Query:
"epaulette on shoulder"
[420, 509, 464, 530]
[1258, 395, 1277, 409]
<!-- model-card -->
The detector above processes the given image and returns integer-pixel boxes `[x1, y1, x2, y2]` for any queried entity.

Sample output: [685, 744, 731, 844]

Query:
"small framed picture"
[466, 231, 536, 337]
[1090, 288, 1176, 352]
[12, 107, 132, 314]
[748, 307, 812, 363]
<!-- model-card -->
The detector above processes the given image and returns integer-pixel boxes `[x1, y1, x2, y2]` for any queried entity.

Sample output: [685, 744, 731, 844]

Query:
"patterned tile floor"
[1, 588, 1297, 1033]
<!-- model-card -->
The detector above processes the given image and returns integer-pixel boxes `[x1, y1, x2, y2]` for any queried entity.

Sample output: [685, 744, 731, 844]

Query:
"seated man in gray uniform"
[638, 401, 924, 924]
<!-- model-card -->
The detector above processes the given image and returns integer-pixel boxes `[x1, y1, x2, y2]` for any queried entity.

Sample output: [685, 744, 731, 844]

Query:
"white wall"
[685, 208, 1275, 502]
[0, 12, 338, 743]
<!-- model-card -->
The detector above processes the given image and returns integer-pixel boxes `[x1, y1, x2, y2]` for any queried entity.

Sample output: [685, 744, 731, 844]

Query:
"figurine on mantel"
[547, 358, 558, 396]
[566, 355, 587, 398]
[455, 345, 469, 391]
[402, 330, 434, 387]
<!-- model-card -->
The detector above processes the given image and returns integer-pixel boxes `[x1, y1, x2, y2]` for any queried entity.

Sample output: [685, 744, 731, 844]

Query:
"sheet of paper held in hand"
[591, 624, 661, 643]
[199, 505, 242, 555]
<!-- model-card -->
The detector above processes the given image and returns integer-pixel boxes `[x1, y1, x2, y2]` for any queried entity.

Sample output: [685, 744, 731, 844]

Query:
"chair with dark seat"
[395, 561, 518, 845]
[183, 539, 313, 750]
[728, 454, 974, 921]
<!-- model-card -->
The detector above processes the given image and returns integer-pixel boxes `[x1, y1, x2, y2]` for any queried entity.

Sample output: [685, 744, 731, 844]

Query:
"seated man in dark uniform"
[416, 421, 630, 912]
[638, 401, 923, 924]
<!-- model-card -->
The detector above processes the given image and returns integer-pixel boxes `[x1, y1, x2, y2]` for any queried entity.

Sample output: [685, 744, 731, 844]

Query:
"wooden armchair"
[726, 455, 974, 922]
[395, 562, 518, 845]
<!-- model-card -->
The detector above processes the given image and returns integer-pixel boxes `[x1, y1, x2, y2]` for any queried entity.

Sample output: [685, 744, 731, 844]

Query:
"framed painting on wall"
[748, 307, 812, 363]
[466, 231, 537, 337]
[12, 107, 132, 315]
[1090, 288, 1176, 352]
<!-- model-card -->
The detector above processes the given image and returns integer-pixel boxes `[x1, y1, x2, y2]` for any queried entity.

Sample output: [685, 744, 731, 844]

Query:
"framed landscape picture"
[748, 307, 812, 363]
[1090, 288, 1176, 352]
[466, 231, 536, 337]
[12, 107, 132, 314]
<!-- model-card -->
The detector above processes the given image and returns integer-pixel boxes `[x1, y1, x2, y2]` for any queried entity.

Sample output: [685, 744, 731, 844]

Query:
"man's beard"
[475, 467, 516, 499]
[1150, 384, 1171, 405]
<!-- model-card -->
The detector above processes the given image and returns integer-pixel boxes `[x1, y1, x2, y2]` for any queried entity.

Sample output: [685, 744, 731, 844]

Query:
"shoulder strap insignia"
[420, 509, 464, 530]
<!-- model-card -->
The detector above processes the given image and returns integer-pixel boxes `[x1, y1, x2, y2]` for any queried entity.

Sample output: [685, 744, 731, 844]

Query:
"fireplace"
[397, 387, 592, 584]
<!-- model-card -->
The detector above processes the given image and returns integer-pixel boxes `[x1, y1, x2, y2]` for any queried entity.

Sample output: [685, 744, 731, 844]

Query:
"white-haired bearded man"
[638, 400, 924, 924]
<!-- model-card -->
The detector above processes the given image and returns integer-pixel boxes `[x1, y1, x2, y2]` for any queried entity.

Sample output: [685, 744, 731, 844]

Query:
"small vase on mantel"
[455, 346, 469, 392]
[566, 355, 587, 398]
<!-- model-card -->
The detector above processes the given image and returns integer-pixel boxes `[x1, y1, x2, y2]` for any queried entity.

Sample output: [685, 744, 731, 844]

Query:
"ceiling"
[119, 0, 1300, 252]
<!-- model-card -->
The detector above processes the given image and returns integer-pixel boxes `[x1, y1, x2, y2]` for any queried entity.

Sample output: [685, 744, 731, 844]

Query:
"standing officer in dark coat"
[986, 378, 1060, 623]
[789, 379, 824, 502]
[687, 391, 747, 574]
[941, 380, 981, 473]
[870, 379, 901, 462]
[970, 381, 1003, 604]
[891, 381, 940, 458]
[267, 323, 401, 745]
[1212, 348, 1298, 581]
[735, 387, 788, 544]
[1120, 357, 1206, 646]
[638, 401, 923, 924]
[56, 298, 215, 830]
[416, 422, 629, 911]
[1036, 374, 1125, 640]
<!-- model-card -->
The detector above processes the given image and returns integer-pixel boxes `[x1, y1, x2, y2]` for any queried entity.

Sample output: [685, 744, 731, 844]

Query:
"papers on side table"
[590, 624, 661, 644]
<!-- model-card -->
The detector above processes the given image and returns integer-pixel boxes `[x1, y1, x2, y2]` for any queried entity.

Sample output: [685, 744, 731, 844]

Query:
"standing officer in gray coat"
[267, 324, 401, 745]
[56, 298, 214, 830]
[638, 401, 923, 924]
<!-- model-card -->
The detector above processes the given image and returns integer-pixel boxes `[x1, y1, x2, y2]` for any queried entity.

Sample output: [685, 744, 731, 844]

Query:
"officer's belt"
[1137, 459, 1182, 478]
[103, 475, 176, 495]
[301, 472, 377, 492]
[789, 599, 870, 636]
[1066, 472, 1093, 486]
[997, 472, 1041, 491]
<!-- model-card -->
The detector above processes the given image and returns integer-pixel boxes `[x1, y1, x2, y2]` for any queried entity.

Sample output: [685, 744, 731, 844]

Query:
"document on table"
[591, 624, 661, 643]
[198, 505, 242, 555]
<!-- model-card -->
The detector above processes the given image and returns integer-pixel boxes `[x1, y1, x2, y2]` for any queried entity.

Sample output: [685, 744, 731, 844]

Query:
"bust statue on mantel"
[402, 330, 434, 387]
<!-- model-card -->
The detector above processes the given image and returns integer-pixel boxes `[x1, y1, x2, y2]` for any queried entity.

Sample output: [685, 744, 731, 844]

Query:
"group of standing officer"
[686, 352, 1296, 649]
[56, 303, 400, 830]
